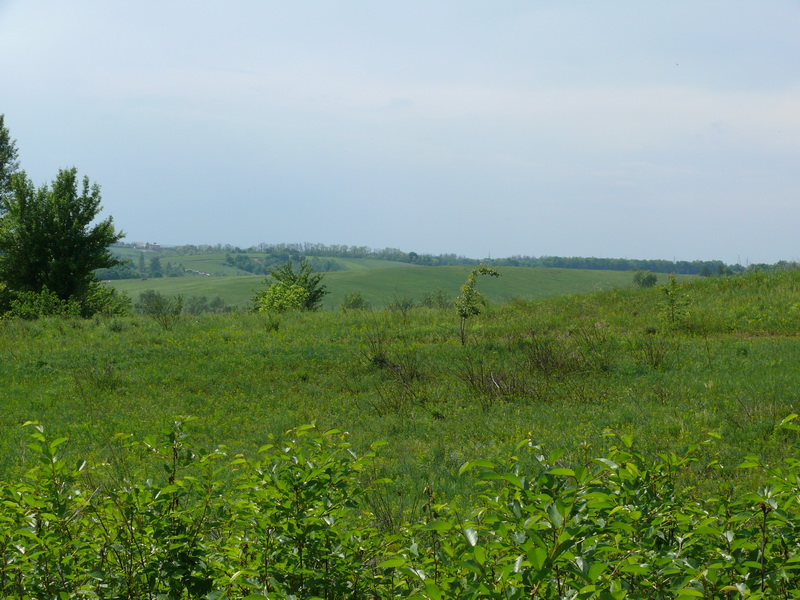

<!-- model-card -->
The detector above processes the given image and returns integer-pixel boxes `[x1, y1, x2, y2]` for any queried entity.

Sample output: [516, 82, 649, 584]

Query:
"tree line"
[224, 252, 344, 276]
[133, 241, 788, 277]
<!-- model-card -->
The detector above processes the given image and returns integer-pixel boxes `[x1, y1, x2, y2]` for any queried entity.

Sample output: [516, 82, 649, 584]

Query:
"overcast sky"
[1, 1, 798, 264]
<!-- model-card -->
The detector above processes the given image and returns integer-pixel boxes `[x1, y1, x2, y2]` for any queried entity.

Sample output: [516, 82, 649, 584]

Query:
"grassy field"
[4, 269, 799, 506]
[5, 269, 800, 600]
[106, 264, 657, 310]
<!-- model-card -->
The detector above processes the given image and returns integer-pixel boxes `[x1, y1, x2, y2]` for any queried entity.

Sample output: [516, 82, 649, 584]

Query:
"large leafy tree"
[0, 114, 20, 205]
[0, 168, 123, 301]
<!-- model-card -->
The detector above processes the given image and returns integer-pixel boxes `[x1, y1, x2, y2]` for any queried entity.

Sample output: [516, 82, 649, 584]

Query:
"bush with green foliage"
[254, 281, 310, 314]
[6, 287, 80, 319]
[341, 291, 371, 311]
[94, 259, 141, 280]
[420, 289, 452, 309]
[633, 269, 658, 288]
[5, 418, 800, 598]
[135, 289, 183, 329]
[387, 293, 415, 312]
[0, 113, 20, 203]
[184, 294, 228, 315]
[0, 421, 387, 599]
[384, 425, 800, 599]
[2, 281, 130, 319]
[79, 281, 132, 317]
[253, 258, 329, 312]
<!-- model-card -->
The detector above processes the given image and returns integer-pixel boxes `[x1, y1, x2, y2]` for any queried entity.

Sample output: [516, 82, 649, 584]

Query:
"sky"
[1, 1, 799, 265]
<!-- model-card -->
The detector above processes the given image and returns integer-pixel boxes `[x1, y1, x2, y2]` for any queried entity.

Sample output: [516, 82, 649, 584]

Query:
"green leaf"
[463, 527, 478, 546]
[459, 459, 495, 475]
[379, 557, 407, 569]
[548, 468, 576, 477]
[595, 457, 619, 470]
[674, 590, 704, 598]
[529, 546, 547, 570]
[424, 581, 443, 600]
[513, 554, 524, 573]
[546, 503, 564, 528]
[780, 414, 800, 431]
[497, 472, 524, 488]
[49, 437, 69, 449]
[421, 519, 453, 533]
[460, 559, 483, 575]
[588, 562, 607, 583]
[620, 563, 650, 575]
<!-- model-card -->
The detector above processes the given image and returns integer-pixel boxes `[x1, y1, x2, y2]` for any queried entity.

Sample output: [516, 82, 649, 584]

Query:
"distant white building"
[132, 242, 162, 250]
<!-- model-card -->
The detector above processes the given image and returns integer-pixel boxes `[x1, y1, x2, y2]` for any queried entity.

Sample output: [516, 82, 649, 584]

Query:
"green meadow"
[4, 268, 800, 596]
[3, 269, 797, 493]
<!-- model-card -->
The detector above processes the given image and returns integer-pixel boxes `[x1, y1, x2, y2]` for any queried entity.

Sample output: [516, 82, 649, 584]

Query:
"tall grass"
[1, 270, 799, 505]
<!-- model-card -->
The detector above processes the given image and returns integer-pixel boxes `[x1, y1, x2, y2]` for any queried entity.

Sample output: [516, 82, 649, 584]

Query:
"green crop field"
[107, 273, 264, 305]
[106, 264, 663, 310]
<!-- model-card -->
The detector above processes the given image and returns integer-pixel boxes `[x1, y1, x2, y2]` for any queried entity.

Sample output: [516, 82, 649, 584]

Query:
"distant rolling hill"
[105, 262, 652, 310]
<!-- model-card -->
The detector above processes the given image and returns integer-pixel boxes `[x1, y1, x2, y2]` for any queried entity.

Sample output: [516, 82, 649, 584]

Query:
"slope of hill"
[106, 265, 658, 309]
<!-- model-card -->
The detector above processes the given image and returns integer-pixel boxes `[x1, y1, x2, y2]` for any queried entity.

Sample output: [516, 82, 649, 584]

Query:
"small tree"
[340, 291, 370, 311]
[420, 289, 451, 309]
[0, 168, 123, 310]
[254, 281, 309, 314]
[135, 289, 183, 329]
[632, 270, 658, 288]
[455, 266, 500, 345]
[254, 258, 328, 312]
[149, 256, 163, 278]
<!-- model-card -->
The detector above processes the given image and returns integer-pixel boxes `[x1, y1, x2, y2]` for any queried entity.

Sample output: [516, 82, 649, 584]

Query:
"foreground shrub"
[1, 281, 130, 319]
[79, 280, 132, 317]
[5, 286, 80, 319]
[4, 417, 800, 598]
[0, 420, 387, 599]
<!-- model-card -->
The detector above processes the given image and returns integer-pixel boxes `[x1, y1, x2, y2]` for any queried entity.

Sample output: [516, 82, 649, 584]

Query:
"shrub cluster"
[4, 419, 800, 598]
[2, 281, 130, 319]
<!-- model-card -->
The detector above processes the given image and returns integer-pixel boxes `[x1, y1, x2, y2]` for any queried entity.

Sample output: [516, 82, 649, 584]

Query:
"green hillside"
[320, 265, 642, 308]
[107, 273, 262, 305]
[106, 265, 659, 309]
